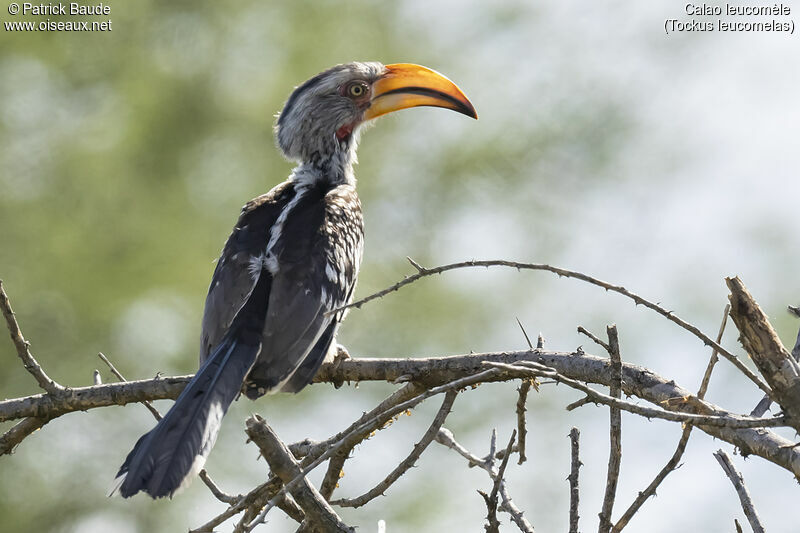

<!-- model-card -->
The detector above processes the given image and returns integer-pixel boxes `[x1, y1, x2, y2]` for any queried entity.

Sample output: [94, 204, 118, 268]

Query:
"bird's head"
[275, 61, 476, 176]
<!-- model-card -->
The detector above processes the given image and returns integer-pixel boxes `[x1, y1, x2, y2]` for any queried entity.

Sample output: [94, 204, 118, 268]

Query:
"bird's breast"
[266, 182, 363, 290]
[321, 185, 364, 292]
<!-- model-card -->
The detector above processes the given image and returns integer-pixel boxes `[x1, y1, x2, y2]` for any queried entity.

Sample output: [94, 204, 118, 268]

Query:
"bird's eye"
[347, 82, 367, 98]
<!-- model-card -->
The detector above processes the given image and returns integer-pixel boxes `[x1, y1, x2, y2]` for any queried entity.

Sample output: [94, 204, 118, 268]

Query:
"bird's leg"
[334, 343, 351, 362]
[328, 343, 351, 389]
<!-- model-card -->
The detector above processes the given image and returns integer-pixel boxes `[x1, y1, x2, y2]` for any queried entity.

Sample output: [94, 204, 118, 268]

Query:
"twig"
[598, 326, 622, 533]
[0, 375, 191, 423]
[482, 361, 785, 429]
[251, 370, 505, 526]
[196, 384, 425, 532]
[319, 454, 348, 502]
[568, 427, 581, 533]
[612, 304, 730, 532]
[566, 397, 593, 411]
[190, 479, 281, 533]
[318, 382, 428, 502]
[332, 260, 770, 396]
[98, 352, 162, 421]
[514, 317, 535, 465]
[436, 428, 488, 468]
[479, 429, 501, 533]
[436, 428, 535, 532]
[749, 395, 773, 419]
[713, 449, 765, 533]
[480, 430, 516, 533]
[233, 492, 304, 533]
[0, 280, 62, 394]
[232, 490, 294, 530]
[516, 380, 532, 464]
[245, 416, 353, 533]
[0, 417, 49, 456]
[613, 428, 692, 533]
[331, 390, 457, 508]
[498, 477, 535, 531]
[698, 304, 731, 399]
[198, 471, 240, 506]
[577, 326, 610, 352]
[487, 429, 498, 472]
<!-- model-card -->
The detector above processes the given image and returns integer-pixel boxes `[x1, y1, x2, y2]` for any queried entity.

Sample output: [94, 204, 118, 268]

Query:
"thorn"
[537, 333, 545, 349]
[515, 318, 533, 349]
[93, 369, 102, 386]
[406, 257, 426, 273]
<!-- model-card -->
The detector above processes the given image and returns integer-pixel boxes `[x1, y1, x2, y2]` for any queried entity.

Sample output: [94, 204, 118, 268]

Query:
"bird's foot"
[331, 344, 351, 389]
[334, 344, 351, 363]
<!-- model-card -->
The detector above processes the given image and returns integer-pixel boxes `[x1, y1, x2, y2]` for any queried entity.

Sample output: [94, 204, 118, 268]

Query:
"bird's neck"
[291, 136, 359, 188]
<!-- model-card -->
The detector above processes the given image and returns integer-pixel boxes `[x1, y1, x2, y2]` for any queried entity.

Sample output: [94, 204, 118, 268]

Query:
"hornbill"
[112, 62, 476, 499]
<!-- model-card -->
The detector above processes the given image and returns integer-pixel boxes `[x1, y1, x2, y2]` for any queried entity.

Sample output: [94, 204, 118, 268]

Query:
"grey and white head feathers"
[274, 62, 386, 169]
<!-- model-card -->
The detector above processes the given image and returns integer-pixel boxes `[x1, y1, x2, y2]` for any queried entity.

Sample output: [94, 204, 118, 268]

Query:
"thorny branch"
[245, 416, 353, 533]
[714, 449, 765, 533]
[330, 390, 458, 508]
[611, 304, 730, 533]
[598, 326, 622, 533]
[516, 379, 532, 465]
[436, 428, 535, 533]
[333, 259, 772, 396]
[479, 430, 517, 533]
[568, 427, 581, 533]
[0, 416, 48, 456]
[2, 267, 799, 532]
[0, 281, 62, 395]
[483, 360, 784, 429]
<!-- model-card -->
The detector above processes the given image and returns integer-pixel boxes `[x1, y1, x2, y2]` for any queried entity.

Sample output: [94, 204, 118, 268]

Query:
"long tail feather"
[113, 337, 259, 498]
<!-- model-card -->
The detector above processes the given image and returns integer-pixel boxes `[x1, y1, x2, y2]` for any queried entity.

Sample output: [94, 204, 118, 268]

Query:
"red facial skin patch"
[336, 122, 356, 141]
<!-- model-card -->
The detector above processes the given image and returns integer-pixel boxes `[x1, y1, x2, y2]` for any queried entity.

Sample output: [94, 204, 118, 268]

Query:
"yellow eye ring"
[348, 83, 366, 98]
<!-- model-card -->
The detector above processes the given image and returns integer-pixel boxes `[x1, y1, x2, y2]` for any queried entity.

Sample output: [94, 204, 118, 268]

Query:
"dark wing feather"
[244, 182, 363, 397]
[280, 318, 339, 393]
[244, 271, 333, 398]
[200, 183, 294, 364]
[279, 242, 361, 394]
[200, 252, 258, 364]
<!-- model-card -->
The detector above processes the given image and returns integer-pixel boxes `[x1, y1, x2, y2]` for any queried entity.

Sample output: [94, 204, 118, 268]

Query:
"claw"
[331, 344, 351, 389]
